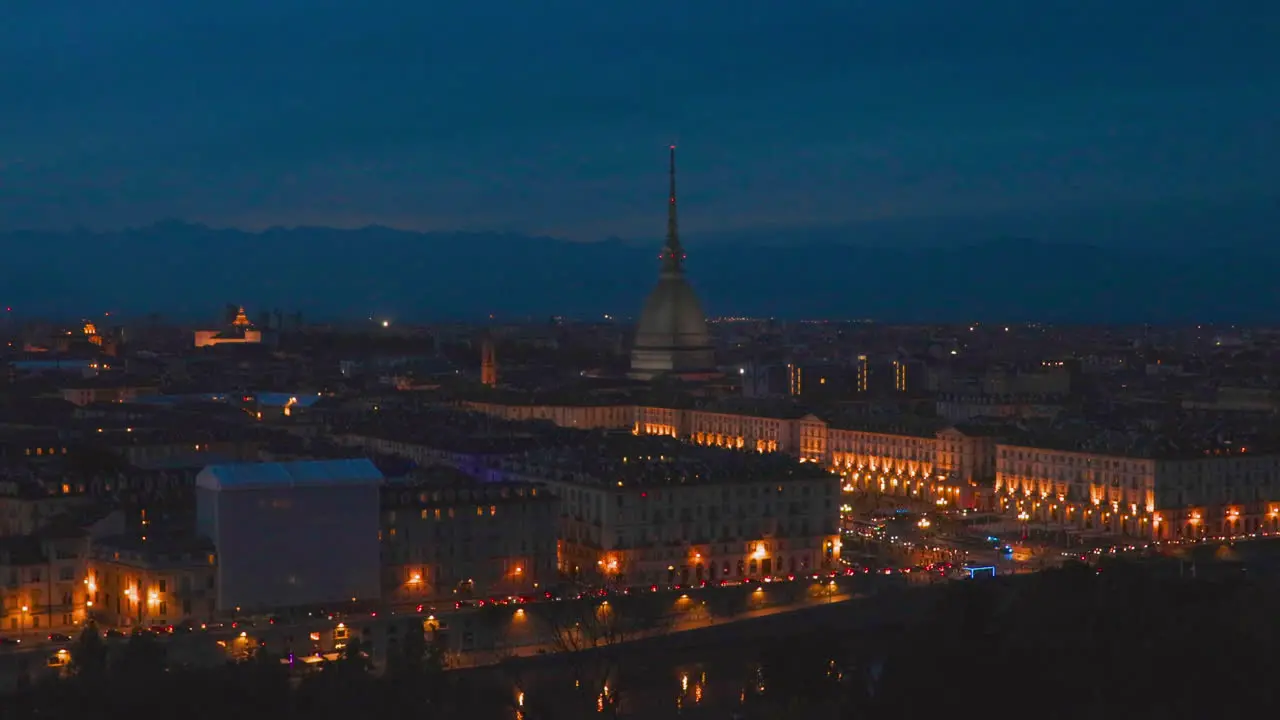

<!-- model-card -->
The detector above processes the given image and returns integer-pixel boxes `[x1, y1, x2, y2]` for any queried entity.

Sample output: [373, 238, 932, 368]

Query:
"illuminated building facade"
[495, 442, 842, 587]
[0, 533, 92, 634]
[88, 534, 217, 628]
[380, 477, 557, 602]
[681, 408, 799, 455]
[460, 395, 1280, 539]
[631, 407, 988, 508]
[467, 400, 991, 507]
[194, 306, 263, 348]
[995, 444, 1280, 541]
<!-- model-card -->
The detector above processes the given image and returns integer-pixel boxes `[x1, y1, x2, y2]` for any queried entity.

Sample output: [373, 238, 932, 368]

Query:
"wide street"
[449, 589, 860, 669]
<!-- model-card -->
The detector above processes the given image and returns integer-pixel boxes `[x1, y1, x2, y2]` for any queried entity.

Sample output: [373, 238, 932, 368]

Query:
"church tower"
[480, 336, 498, 387]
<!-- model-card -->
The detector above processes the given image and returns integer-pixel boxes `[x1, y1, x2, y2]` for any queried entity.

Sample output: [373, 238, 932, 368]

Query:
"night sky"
[2, 1, 1277, 246]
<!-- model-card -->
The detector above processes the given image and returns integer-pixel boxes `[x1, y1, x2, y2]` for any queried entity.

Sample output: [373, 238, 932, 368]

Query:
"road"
[450, 591, 859, 669]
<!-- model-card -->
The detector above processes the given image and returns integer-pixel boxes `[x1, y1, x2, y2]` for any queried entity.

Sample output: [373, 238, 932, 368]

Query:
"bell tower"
[480, 336, 498, 387]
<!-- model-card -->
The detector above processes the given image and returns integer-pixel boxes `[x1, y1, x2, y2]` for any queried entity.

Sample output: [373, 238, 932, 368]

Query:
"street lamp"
[124, 587, 142, 627]
[20, 605, 28, 641]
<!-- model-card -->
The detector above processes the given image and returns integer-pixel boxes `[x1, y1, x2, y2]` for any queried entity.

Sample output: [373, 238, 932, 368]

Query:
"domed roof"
[634, 273, 713, 351]
[628, 147, 717, 380]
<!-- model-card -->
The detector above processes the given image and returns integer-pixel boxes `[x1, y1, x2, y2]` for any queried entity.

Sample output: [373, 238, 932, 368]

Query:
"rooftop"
[332, 406, 575, 455]
[382, 471, 552, 507]
[195, 458, 384, 491]
[1000, 418, 1280, 460]
[694, 397, 811, 419]
[824, 413, 947, 438]
[505, 432, 834, 488]
[92, 532, 215, 567]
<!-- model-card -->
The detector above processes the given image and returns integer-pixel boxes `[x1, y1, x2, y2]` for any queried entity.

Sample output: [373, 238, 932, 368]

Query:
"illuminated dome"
[629, 148, 716, 380]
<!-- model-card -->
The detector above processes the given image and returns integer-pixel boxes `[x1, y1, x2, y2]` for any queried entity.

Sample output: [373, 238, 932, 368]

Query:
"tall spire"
[662, 145, 685, 273]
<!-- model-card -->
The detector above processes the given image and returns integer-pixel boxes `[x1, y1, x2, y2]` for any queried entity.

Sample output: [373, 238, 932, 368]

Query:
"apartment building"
[996, 439, 1280, 541]
[491, 435, 841, 586]
[89, 533, 217, 628]
[380, 472, 558, 603]
[0, 529, 92, 636]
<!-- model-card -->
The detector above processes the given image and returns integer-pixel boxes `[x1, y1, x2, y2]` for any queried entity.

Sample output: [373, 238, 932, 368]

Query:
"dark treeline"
[8, 561, 1280, 718]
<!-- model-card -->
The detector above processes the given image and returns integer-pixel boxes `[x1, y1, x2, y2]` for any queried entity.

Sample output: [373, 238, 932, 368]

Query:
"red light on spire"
[670, 145, 676, 149]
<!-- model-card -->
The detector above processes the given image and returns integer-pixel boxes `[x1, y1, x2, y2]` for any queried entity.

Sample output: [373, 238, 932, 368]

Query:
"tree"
[115, 630, 167, 679]
[68, 622, 108, 682]
[386, 618, 431, 678]
[333, 637, 372, 676]
[384, 618, 449, 711]
[296, 638, 376, 719]
[527, 598, 634, 716]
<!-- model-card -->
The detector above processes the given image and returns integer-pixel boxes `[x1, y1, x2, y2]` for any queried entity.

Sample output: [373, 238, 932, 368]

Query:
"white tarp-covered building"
[196, 459, 383, 612]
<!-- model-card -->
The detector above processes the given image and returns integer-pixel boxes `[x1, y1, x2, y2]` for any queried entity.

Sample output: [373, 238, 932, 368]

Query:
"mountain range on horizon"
[1, 221, 1276, 326]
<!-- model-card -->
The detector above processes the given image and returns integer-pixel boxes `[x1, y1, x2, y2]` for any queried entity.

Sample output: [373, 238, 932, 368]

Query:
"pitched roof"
[195, 459, 383, 491]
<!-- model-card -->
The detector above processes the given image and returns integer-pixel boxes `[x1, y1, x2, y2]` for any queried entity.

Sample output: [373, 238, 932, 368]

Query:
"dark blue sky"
[3, 0, 1277, 244]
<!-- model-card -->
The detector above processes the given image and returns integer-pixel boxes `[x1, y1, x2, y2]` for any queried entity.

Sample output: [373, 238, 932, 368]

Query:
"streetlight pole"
[20, 605, 28, 642]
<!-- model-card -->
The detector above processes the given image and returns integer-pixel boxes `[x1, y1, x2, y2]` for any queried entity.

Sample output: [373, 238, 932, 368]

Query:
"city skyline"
[4, 3, 1280, 714]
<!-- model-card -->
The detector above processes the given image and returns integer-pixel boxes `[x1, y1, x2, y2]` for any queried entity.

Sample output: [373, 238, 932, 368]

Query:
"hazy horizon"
[2, 224, 1277, 325]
